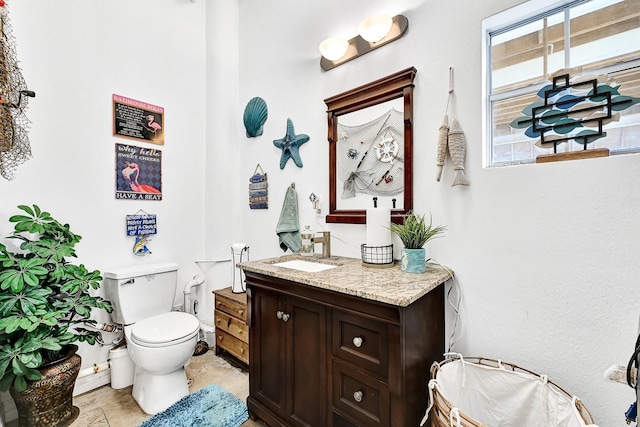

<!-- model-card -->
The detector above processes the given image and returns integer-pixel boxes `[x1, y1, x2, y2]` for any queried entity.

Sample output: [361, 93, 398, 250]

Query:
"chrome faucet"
[314, 231, 331, 258]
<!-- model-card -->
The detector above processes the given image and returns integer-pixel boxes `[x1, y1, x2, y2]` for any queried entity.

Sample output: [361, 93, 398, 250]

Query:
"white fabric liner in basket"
[422, 356, 599, 427]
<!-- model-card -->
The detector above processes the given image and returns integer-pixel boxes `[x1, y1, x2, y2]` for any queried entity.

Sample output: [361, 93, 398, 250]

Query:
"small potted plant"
[389, 211, 446, 273]
[0, 204, 113, 426]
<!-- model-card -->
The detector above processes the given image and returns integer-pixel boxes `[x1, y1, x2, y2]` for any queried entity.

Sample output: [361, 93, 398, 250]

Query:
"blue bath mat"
[137, 384, 249, 427]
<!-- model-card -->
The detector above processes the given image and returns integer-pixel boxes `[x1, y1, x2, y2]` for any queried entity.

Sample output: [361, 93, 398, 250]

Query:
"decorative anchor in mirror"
[324, 67, 416, 224]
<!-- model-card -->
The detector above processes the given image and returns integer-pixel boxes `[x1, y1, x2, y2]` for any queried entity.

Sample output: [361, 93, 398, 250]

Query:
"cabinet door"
[286, 297, 327, 427]
[250, 288, 287, 418]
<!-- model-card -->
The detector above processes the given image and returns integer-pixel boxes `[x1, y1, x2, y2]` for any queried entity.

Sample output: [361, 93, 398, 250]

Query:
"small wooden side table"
[213, 287, 249, 364]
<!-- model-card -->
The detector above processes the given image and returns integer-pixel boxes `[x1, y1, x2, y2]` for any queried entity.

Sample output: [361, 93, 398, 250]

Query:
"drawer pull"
[238, 309, 245, 316]
[353, 390, 363, 403]
[352, 336, 363, 348]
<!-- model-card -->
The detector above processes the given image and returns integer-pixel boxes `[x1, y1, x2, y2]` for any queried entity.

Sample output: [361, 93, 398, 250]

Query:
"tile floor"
[8, 349, 264, 427]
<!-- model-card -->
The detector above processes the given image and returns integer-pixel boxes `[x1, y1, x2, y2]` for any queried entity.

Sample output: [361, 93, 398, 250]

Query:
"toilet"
[104, 262, 200, 414]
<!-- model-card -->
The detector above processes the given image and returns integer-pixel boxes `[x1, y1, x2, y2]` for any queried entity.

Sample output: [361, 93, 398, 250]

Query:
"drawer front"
[332, 310, 388, 377]
[216, 329, 249, 364]
[215, 310, 249, 343]
[332, 411, 360, 427]
[332, 360, 389, 427]
[216, 294, 247, 321]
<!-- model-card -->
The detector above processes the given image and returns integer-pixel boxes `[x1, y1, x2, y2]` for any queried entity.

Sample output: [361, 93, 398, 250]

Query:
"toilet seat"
[130, 311, 200, 348]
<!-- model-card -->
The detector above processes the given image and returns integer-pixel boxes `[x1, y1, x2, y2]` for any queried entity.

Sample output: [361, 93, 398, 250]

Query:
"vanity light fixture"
[358, 14, 393, 43]
[319, 14, 408, 71]
[319, 37, 350, 61]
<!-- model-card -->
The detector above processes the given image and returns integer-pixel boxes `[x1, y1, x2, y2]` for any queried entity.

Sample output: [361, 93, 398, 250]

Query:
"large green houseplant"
[0, 204, 112, 425]
[389, 211, 446, 273]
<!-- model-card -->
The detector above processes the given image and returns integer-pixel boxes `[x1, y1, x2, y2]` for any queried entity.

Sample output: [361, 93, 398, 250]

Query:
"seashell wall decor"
[243, 96, 268, 138]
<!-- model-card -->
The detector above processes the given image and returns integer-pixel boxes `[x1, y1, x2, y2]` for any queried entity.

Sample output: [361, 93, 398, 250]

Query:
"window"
[482, 0, 640, 166]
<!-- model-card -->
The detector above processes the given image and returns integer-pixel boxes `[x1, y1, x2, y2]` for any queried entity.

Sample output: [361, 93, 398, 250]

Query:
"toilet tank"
[103, 262, 179, 325]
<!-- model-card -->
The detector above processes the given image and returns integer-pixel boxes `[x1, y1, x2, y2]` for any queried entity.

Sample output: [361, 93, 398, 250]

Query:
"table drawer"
[332, 310, 388, 377]
[332, 360, 389, 427]
[216, 294, 247, 321]
[215, 310, 249, 343]
[216, 329, 249, 364]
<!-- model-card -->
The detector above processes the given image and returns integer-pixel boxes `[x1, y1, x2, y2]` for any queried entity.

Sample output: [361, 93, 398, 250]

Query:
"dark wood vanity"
[240, 255, 451, 427]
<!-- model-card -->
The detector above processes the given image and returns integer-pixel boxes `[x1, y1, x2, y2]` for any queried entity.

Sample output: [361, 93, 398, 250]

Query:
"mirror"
[324, 67, 416, 224]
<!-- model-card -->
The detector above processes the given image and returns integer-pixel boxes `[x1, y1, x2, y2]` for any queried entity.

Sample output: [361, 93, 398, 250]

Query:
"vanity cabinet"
[245, 270, 445, 427]
[249, 285, 328, 426]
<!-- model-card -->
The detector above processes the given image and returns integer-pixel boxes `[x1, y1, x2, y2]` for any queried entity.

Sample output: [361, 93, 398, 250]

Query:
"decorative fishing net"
[337, 108, 404, 199]
[0, 6, 34, 180]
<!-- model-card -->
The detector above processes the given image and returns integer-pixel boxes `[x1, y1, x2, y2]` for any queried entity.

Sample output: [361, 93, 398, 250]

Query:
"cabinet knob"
[277, 310, 283, 320]
[353, 390, 363, 403]
[352, 336, 363, 348]
[282, 313, 290, 322]
[238, 309, 245, 316]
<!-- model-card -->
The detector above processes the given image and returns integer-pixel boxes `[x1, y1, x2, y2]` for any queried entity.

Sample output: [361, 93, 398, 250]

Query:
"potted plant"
[389, 211, 446, 273]
[0, 204, 112, 427]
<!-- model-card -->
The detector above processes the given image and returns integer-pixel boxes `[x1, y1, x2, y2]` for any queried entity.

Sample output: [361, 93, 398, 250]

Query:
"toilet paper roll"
[366, 208, 391, 246]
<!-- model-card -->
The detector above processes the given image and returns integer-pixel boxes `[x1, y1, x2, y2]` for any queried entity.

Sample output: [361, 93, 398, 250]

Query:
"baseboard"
[73, 369, 111, 396]
[0, 391, 17, 424]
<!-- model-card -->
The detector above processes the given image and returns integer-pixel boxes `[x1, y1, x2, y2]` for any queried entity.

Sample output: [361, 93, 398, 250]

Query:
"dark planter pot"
[9, 345, 81, 427]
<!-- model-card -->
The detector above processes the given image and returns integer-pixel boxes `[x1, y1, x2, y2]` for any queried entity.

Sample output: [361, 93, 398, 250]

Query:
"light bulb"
[319, 37, 349, 61]
[358, 14, 393, 43]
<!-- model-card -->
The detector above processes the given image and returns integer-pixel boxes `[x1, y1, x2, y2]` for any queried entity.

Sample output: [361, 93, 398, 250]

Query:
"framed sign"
[113, 94, 164, 145]
[115, 143, 162, 201]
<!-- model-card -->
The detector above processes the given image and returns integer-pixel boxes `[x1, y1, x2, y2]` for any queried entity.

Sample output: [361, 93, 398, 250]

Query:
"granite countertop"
[238, 254, 453, 307]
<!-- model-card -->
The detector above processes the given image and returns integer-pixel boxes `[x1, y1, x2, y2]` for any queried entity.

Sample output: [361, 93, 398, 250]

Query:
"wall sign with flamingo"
[115, 142, 162, 200]
[113, 94, 165, 145]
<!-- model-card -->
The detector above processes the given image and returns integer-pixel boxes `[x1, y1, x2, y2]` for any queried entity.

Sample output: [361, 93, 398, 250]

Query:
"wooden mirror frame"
[324, 67, 416, 224]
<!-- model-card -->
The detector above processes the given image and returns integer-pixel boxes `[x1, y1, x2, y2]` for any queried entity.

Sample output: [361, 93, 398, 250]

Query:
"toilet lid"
[130, 312, 200, 348]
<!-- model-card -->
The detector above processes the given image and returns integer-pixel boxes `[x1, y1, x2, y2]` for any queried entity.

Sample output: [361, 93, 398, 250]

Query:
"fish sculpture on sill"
[448, 118, 469, 186]
[435, 114, 449, 182]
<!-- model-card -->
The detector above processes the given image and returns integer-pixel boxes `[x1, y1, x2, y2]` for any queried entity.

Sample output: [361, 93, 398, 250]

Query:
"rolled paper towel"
[366, 207, 392, 246]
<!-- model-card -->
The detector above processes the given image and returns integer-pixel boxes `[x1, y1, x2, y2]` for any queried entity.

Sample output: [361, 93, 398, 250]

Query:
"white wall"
[224, 0, 640, 425]
[0, 1, 637, 425]
[0, 0, 208, 407]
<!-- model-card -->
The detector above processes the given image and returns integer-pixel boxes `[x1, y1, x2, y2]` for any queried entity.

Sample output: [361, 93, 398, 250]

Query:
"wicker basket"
[425, 356, 597, 427]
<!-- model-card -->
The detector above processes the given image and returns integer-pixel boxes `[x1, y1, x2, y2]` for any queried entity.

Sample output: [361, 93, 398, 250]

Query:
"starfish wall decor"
[273, 118, 309, 169]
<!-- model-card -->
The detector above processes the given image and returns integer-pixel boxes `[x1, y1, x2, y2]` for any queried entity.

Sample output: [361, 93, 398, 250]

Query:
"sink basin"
[272, 259, 338, 273]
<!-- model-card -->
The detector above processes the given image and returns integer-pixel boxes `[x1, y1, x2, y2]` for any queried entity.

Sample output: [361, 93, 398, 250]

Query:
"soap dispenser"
[300, 224, 314, 256]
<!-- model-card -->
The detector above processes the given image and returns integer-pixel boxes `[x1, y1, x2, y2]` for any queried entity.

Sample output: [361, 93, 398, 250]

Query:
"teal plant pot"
[401, 248, 425, 273]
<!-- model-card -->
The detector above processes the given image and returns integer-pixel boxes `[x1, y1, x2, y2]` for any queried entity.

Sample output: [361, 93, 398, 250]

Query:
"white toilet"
[104, 262, 200, 415]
